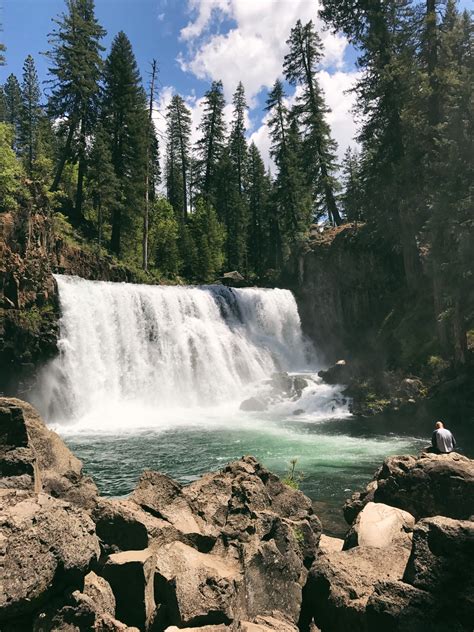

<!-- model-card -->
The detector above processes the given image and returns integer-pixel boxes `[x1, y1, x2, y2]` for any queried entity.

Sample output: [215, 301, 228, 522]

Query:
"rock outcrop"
[96, 456, 321, 631]
[344, 452, 474, 523]
[0, 489, 100, 624]
[343, 502, 415, 550]
[0, 397, 98, 509]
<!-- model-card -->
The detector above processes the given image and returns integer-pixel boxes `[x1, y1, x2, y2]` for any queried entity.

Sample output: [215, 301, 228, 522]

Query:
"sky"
[1, 0, 470, 172]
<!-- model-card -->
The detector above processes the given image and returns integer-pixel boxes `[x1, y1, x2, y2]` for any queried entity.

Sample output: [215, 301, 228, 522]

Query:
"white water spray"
[35, 275, 347, 432]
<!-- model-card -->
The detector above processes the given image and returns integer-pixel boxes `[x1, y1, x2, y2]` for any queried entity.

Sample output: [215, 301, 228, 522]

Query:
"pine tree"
[195, 80, 226, 205]
[188, 198, 225, 282]
[0, 123, 24, 212]
[320, 0, 423, 289]
[0, 86, 6, 122]
[284, 20, 341, 226]
[3, 74, 22, 149]
[247, 142, 272, 277]
[102, 31, 148, 258]
[45, 0, 105, 222]
[0, 21, 5, 66]
[221, 82, 250, 271]
[19, 55, 41, 173]
[265, 79, 311, 267]
[151, 198, 181, 276]
[165, 94, 191, 222]
[87, 125, 119, 247]
[340, 147, 363, 222]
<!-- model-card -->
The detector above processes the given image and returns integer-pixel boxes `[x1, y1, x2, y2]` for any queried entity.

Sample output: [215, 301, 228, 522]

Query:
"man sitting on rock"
[431, 420, 457, 454]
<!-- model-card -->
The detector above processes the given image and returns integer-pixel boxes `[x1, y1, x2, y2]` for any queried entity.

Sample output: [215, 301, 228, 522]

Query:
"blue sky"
[1, 0, 470, 169]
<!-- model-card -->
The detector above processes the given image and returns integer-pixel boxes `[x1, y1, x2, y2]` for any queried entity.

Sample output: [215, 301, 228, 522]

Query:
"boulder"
[403, 516, 474, 627]
[318, 360, 350, 385]
[83, 571, 116, 618]
[101, 548, 157, 630]
[344, 502, 415, 550]
[304, 544, 412, 632]
[240, 397, 268, 412]
[0, 489, 100, 623]
[344, 452, 474, 523]
[130, 472, 214, 552]
[120, 456, 321, 629]
[93, 497, 195, 554]
[318, 535, 343, 554]
[366, 580, 444, 632]
[0, 397, 98, 510]
[32, 587, 139, 632]
[238, 615, 299, 631]
[343, 481, 378, 525]
[153, 540, 240, 629]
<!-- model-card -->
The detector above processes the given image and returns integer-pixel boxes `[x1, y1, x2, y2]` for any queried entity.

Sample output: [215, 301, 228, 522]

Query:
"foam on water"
[35, 275, 348, 431]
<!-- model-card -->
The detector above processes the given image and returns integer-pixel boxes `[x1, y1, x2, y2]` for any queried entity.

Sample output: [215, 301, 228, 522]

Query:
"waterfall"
[36, 275, 332, 429]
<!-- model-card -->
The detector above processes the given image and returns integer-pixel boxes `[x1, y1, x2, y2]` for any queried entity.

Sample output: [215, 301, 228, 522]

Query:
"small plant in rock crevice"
[282, 458, 304, 490]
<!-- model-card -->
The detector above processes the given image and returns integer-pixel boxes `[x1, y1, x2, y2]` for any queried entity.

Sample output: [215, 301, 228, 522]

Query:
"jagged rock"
[93, 497, 192, 554]
[343, 480, 378, 525]
[344, 452, 474, 523]
[130, 472, 214, 552]
[153, 540, 240, 629]
[403, 516, 474, 625]
[0, 489, 100, 623]
[83, 571, 116, 618]
[238, 614, 299, 630]
[366, 580, 442, 632]
[101, 548, 157, 630]
[240, 397, 268, 412]
[344, 502, 415, 550]
[165, 626, 230, 632]
[221, 271, 246, 287]
[116, 456, 321, 630]
[0, 398, 98, 510]
[304, 544, 411, 632]
[269, 372, 307, 399]
[33, 587, 138, 632]
[318, 535, 343, 554]
[318, 360, 350, 385]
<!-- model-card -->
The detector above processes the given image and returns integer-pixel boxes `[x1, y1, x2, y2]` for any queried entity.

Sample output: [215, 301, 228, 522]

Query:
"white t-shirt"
[433, 428, 455, 453]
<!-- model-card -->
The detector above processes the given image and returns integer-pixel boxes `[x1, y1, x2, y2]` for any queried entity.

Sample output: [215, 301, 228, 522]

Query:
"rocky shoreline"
[1, 397, 473, 632]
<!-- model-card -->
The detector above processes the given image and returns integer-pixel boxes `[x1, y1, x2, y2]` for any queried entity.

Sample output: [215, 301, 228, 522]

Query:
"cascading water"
[34, 275, 424, 534]
[35, 274, 346, 430]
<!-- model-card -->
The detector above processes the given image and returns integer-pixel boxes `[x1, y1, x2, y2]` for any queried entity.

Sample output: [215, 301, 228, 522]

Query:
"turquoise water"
[63, 413, 426, 536]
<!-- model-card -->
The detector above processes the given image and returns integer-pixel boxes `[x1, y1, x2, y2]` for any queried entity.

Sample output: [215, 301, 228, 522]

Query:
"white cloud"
[249, 70, 360, 172]
[178, 0, 348, 103]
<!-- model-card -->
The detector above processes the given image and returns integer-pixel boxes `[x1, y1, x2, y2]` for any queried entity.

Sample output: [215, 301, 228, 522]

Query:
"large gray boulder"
[344, 452, 474, 523]
[0, 397, 98, 510]
[153, 540, 240, 629]
[344, 502, 415, 550]
[303, 544, 412, 632]
[0, 489, 100, 624]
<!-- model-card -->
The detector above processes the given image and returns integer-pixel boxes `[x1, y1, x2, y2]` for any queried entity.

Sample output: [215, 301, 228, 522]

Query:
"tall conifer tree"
[46, 0, 105, 222]
[195, 80, 226, 204]
[165, 94, 192, 222]
[284, 20, 341, 225]
[102, 31, 148, 257]
[4, 74, 21, 149]
[20, 55, 41, 173]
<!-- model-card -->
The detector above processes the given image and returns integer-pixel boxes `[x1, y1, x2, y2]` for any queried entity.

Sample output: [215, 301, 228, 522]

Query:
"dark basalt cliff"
[0, 211, 137, 395]
[285, 223, 473, 426]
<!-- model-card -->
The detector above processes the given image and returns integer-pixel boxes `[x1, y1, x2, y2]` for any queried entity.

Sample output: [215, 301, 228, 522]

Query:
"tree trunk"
[111, 207, 121, 257]
[50, 121, 75, 192]
[143, 60, 157, 272]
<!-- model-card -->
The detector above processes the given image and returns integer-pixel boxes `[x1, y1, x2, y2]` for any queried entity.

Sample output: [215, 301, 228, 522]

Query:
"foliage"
[0, 124, 24, 212]
[282, 458, 304, 490]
